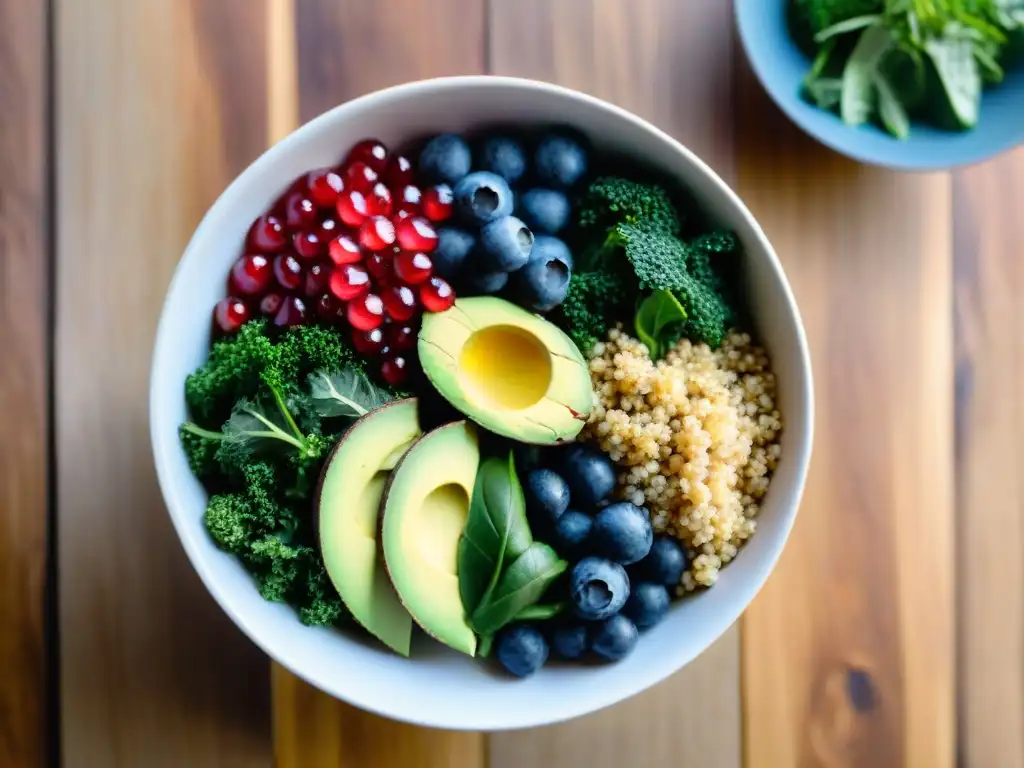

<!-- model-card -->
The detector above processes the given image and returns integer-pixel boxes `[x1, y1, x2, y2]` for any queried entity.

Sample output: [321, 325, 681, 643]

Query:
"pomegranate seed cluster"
[211, 138, 458, 387]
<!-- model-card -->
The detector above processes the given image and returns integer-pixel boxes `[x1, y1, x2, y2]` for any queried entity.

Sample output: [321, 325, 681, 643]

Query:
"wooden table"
[4, 0, 1020, 765]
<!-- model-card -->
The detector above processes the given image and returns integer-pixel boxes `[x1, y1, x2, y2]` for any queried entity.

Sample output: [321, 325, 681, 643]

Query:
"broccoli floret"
[674, 272, 732, 349]
[554, 271, 634, 352]
[578, 177, 680, 235]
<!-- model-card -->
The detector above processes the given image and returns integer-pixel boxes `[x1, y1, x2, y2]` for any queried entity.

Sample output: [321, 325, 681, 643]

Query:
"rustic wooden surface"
[0, 0, 1015, 765]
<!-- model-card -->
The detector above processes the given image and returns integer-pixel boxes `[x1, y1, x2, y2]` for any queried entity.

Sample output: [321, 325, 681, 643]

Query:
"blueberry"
[592, 502, 653, 565]
[635, 535, 688, 587]
[480, 215, 534, 272]
[495, 624, 549, 678]
[552, 509, 593, 559]
[476, 136, 527, 185]
[551, 623, 588, 660]
[570, 557, 630, 620]
[513, 247, 570, 312]
[622, 582, 670, 630]
[530, 234, 573, 270]
[524, 469, 570, 527]
[518, 189, 571, 235]
[466, 269, 509, 295]
[589, 614, 639, 661]
[453, 171, 514, 226]
[432, 227, 476, 281]
[534, 132, 588, 188]
[560, 445, 616, 509]
[419, 134, 472, 185]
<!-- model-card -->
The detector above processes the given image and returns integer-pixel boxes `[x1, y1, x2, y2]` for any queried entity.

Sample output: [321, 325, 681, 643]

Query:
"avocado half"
[316, 398, 421, 656]
[381, 421, 480, 656]
[418, 297, 594, 444]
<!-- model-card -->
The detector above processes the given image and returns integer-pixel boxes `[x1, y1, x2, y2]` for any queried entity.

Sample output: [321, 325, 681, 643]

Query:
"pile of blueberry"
[494, 445, 688, 678]
[418, 129, 587, 312]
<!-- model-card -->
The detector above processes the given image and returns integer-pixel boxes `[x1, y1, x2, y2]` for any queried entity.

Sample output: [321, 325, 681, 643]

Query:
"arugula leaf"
[308, 368, 393, 418]
[457, 453, 532, 616]
[814, 13, 883, 42]
[513, 602, 566, 622]
[470, 543, 567, 636]
[634, 289, 687, 360]
[841, 24, 895, 126]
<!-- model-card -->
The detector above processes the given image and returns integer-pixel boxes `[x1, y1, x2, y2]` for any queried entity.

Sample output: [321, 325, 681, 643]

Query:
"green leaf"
[814, 14, 883, 42]
[841, 24, 895, 126]
[634, 289, 687, 360]
[875, 73, 911, 137]
[805, 77, 845, 109]
[470, 543, 567, 636]
[457, 453, 532, 616]
[477, 633, 494, 658]
[220, 397, 306, 458]
[513, 602, 567, 622]
[925, 36, 982, 129]
[308, 368, 393, 418]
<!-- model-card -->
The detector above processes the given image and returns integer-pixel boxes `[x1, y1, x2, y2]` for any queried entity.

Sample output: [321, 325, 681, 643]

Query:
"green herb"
[308, 368, 394, 418]
[457, 453, 533, 615]
[634, 289, 687, 359]
[513, 602, 567, 622]
[469, 543, 568, 636]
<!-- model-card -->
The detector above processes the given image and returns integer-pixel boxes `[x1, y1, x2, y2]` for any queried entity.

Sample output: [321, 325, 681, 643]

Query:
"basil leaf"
[814, 14, 883, 43]
[841, 24, 894, 126]
[457, 453, 532, 615]
[308, 368, 393, 418]
[513, 602, 566, 622]
[634, 289, 687, 360]
[470, 543, 567, 636]
[925, 36, 981, 129]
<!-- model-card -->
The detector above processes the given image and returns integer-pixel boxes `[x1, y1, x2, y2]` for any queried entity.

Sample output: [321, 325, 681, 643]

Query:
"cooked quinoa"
[583, 327, 782, 593]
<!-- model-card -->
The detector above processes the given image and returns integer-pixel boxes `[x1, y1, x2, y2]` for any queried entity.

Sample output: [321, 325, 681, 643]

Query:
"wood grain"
[0, 0, 49, 764]
[488, 2, 741, 766]
[954, 147, 1024, 768]
[55, 1, 273, 765]
[272, 1, 486, 764]
[735, 66, 955, 767]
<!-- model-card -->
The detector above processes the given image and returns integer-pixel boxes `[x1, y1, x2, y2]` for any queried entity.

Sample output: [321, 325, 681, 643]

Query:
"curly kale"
[577, 176, 681, 235]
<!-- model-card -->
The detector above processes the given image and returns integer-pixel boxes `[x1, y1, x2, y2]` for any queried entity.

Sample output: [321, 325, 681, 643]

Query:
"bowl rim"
[734, 0, 1024, 171]
[149, 74, 814, 730]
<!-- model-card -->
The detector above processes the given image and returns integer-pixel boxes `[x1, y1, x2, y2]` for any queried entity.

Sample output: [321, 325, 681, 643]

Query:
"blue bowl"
[736, 0, 1024, 170]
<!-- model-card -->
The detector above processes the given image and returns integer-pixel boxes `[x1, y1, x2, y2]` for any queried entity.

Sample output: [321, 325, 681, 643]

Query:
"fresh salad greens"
[554, 176, 737, 355]
[794, 0, 1024, 137]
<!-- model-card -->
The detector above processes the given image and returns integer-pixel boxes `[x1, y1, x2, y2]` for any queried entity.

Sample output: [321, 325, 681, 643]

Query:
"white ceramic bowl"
[150, 76, 813, 731]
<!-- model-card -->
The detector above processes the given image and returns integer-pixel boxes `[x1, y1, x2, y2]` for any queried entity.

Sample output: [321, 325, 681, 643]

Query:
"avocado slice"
[418, 297, 594, 444]
[381, 421, 480, 656]
[316, 399, 421, 656]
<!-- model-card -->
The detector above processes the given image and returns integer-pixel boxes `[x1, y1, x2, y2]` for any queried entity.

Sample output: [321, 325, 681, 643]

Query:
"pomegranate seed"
[394, 185, 422, 219]
[344, 162, 378, 193]
[348, 293, 385, 331]
[352, 327, 386, 355]
[329, 263, 371, 301]
[315, 293, 346, 324]
[365, 251, 391, 281]
[306, 168, 345, 207]
[293, 230, 323, 260]
[381, 356, 409, 387]
[283, 191, 317, 230]
[247, 214, 287, 253]
[259, 292, 284, 317]
[317, 216, 341, 242]
[396, 216, 438, 252]
[304, 261, 330, 297]
[336, 189, 369, 227]
[420, 276, 455, 312]
[365, 183, 393, 217]
[346, 139, 389, 171]
[359, 216, 396, 251]
[382, 285, 418, 322]
[214, 297, 250, 334]
[229, 253, 272, 296]
[423, 184, 454, 222]
[393, 251, 433, 285]
[328, 233, 363, 265]
[384, 154, 414, 187]
[386, 323, 417, 352]
[273, 253, 304, 292]
[274, 295, 308, 328]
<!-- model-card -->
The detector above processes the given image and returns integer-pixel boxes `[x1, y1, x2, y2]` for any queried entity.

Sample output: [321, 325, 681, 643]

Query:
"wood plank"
[735, 64, 956, 767]
[488, 3, 741, 767]
[272, 1, 487, 764]
[954, 147, 1024, 768]
[0, 0, 49, 765]
[55, 1, 273, 765]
